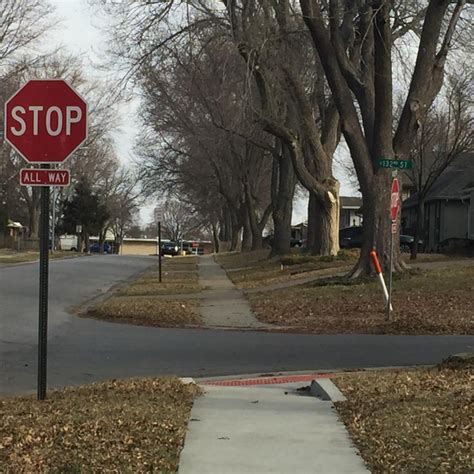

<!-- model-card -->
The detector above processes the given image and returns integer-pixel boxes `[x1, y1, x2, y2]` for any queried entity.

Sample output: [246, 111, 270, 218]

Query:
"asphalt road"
[1, 255, 473, 396]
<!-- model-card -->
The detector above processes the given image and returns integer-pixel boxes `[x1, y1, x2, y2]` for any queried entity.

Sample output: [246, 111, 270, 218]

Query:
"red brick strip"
[201, 373, 334, 386]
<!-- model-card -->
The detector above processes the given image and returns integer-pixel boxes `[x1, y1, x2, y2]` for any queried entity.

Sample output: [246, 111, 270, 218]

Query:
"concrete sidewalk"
[199, 255, 272, 329]
[178, 381, 368, 473]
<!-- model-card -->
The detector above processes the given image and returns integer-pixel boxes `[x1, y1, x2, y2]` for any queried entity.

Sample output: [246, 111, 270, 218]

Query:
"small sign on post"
[154, 207, 164, 223]
[5, 79, 87, 401]
[20, 168, 70, 187]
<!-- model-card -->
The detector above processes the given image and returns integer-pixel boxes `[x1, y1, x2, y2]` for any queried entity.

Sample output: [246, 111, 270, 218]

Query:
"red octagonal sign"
[390, 177, 400, 222]
[4, 79, 87, 164]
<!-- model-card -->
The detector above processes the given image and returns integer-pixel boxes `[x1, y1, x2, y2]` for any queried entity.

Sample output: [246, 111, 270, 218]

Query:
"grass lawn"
[248, 265, 474, 334]
[334, 366, 473, 472]
[0, 377, 200, 473]
[85, 256, 202, 328]
[87, 296, 201, 327]
[0, 249, 82, 264]
[118, 263, 201, 297]
[216, 249, 359, 289]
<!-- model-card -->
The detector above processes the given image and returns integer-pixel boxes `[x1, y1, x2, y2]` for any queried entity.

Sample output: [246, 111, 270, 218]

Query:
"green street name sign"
[377, 158, 413, 170]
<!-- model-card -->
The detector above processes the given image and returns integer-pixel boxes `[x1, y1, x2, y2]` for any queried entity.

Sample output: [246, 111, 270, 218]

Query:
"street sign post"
[4, 79, 87, 400]
[154, 207, 164, 283]
[387, 178, 400, 321]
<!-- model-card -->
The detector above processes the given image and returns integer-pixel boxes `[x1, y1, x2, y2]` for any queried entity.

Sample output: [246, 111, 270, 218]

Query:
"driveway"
[1, 255, 472, 396]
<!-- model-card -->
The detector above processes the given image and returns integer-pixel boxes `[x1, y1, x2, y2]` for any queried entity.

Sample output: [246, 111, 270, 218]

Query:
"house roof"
[340, 196, 363, 209]
[403, 152, 474, 208]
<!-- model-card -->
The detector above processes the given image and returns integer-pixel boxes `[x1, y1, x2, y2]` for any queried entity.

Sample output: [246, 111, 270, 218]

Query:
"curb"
[179, 377, 196, 385]
[310, 378, 347, 402]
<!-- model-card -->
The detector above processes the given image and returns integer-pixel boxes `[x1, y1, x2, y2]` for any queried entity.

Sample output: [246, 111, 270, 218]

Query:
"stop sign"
[4, 79, 87, 164]
[390, 178, 400, 222]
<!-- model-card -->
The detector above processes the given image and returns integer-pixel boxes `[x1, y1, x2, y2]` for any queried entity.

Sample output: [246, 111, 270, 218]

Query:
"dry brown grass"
[118, 257, 201, 296]
[0, 250, 82, 264]
[84, 255, 202, 328]
[0, 377, 201, 473]
[217, 249, 359, 289]
[248, 265, 474, 334]
[87, 297, 201, 327]
[334, 367, 473, 473]
[118, 271, 200, 297]
[215, 249, 270, 270]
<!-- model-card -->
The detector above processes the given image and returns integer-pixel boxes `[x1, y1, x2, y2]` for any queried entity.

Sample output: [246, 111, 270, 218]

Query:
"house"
[402, 153, 474, 251]
[291, 222, 307, 241]
[339, 196, 363, 229]
[0, 220, 24, 250]
[291, 196, 364, 240]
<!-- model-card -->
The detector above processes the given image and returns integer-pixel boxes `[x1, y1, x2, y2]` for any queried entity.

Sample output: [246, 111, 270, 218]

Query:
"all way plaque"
[20, 168, 70, 187]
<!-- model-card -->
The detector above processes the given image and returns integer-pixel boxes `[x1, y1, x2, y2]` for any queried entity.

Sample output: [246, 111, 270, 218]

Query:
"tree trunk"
[84, 233, 90, 253]
[313, 184, 340, 256]
[410, 198, 424, 260]
[306, 183, 340, 256]
[245, 190, 265, 251]
[308, 186, 339, 256]
[307, 193, 317, 254]
[229, 211, 240, 251]
[270, 154, 296, 257]
[99, 229, 106, 254]
[250, 225, 263, 250]
[28, 203, 40, 239]
[212, 222, 220, 253]
[351, 173, 405, 276]
[241, 209, 252, 251]
[219, 207, 233, 251]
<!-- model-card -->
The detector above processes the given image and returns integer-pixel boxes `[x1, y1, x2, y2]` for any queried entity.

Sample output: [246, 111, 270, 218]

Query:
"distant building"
[402, 153, 474, 251]
[291, 196, 363, 240]
[339, 196, 363, 229]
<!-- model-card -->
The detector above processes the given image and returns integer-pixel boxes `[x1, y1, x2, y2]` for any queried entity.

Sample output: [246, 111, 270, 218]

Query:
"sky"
[50, 0, 357, 226]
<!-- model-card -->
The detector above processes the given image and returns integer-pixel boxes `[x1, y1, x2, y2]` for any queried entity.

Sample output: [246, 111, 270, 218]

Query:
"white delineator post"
[370, 250, 393, 311]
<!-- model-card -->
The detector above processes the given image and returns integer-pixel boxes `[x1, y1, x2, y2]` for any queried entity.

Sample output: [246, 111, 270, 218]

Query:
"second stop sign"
[4, 79, 88, 164]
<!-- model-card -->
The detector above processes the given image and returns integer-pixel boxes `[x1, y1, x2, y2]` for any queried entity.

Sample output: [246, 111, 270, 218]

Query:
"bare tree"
[223, 0, 342, 256]
[299, 0, 472, 275]
[135, 33, 273, 251]
[107, 171, 142, 254]
[98, 1, 294, 255]
[160, 199, 202, 242]
[0, 0, 54, 70]
[406, 72, 474, 259]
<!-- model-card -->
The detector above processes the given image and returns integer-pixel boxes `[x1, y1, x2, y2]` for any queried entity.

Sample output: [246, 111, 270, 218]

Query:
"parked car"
[339, 226, 363, 249]
[89, 242, 112, 254]
[161, 241, 179, 256]
[290, 238, 303, 248]
[59, 235, 78, 251]
[400, 235, 424, 253]
[339, 226, 422, 252]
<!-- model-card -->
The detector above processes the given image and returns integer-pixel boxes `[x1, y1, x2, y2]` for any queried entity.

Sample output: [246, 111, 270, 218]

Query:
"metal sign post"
[154, 207, 164, 283]
[158, 221, 162, 283]
[387, 225, 394, 321]
[38, 165, 50, 400]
